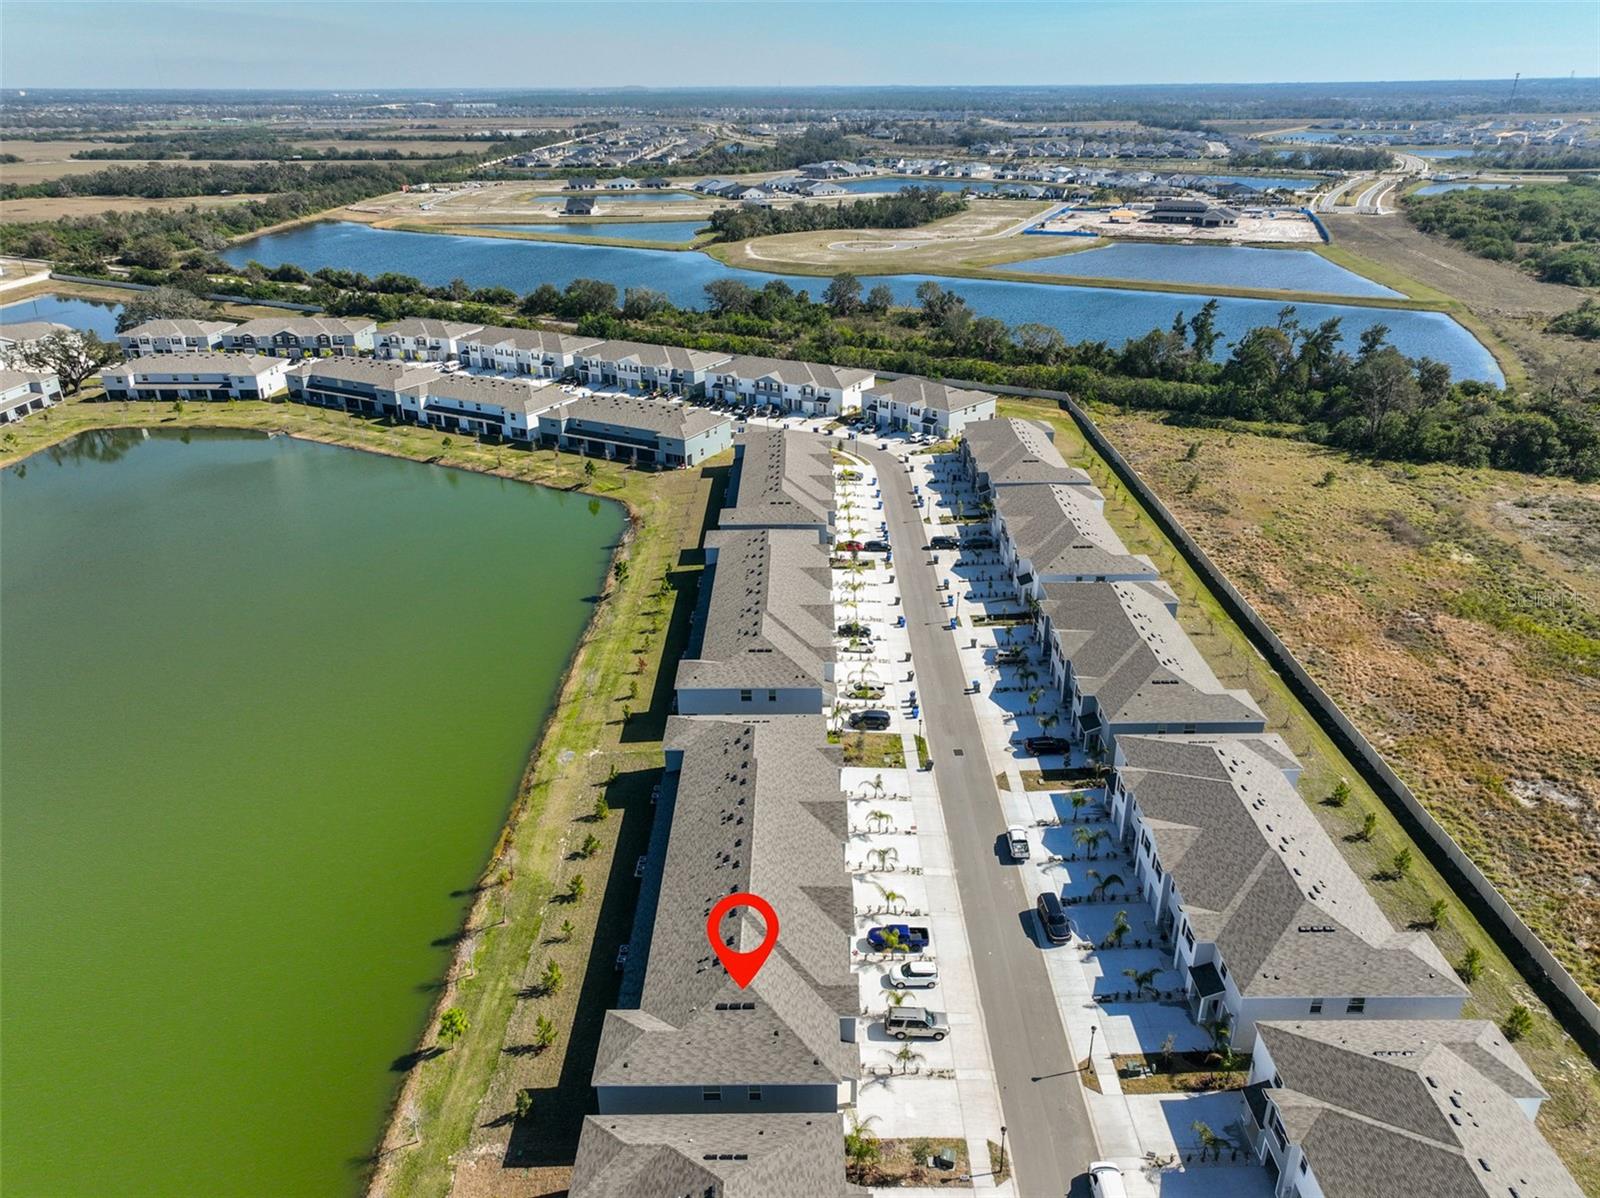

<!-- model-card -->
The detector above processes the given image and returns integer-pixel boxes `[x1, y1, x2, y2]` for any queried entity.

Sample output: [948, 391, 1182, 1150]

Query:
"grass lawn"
[835, 730, 907, 769]
[866, 1137, 971, 1188]
[994, 395, 1600, 1190]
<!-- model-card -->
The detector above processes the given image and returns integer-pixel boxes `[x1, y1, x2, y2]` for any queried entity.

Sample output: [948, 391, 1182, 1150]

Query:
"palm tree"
[866, 809, 893, 834]
[866, 774, 887, 801]
[1073, 826, 1107, 858]
[1123, 966, 1159, 1000]
[1094, 872, 1124, 902]
[874, 884, 906, 914]
[891, 1043, 926, 1074]
[886, 988, 912, 1008]
[1191, 1121, 1221, 1161]
[869, 846, 900, 871]
[878, 927, 906, 954]
[1070, 793, 1090, 822]
[844, 1113, 881, 1183]
[1104, 909, 1131, 949]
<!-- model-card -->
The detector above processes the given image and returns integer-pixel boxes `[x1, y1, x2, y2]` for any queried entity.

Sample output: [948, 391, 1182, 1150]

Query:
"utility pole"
[1509, 72, 1521, 111]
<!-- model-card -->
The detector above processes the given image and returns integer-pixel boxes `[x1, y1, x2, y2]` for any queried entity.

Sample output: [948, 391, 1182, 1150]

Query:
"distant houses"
[287, 358, 438, 418]
[117, 319, 235, 357]
[575, 340, 732, 397]
[220, 316, 375, 358]
[1146, 198, 1240, 227]
[537, 393, 733, 467]
[0, 320, 72, 367]
[861, 376, 996, 438]
[707, 355, 875, 417]
[457, 327, 601, 378]
[373, 318, 483, 363]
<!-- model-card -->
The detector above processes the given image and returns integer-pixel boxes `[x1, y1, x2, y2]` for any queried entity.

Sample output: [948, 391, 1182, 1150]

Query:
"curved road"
[862, 443, 1097, 1198]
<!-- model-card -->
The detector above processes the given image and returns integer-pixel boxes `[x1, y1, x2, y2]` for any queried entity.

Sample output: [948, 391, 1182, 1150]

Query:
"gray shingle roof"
[1116, 737, 1464, 1000]
[424, 372, 555, 414]
[593, 715, 854, 1090]
[1254, 1020, 1578, 1198]
[0, 320, 71, 344]
[459, 325, 601, 355]
[864, 376, 993, 415]
[585, 339, 733, 373]
[103, 351, 284, 378]
[1040, 580, 1264, 730]
[552, 394, 732, 441]
[677, 528, 835, 694]
[377, 318, 483, 339]
[994, 483, 1155, 581]
[719, 428, 835, 532]
[962, 417, 1091, 486]
[570, 1113, 852, 1198]
[290, 358, 440, 390]
[118, 319, 235, 338]
[225, 316, 374, 338]
[714, 355, 875, 393]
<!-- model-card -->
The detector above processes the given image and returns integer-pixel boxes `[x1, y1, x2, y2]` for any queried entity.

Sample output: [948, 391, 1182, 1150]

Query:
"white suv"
[890, 960, 939, 989]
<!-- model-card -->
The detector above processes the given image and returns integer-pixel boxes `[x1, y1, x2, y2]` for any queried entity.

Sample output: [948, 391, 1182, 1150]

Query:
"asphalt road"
[862, 444, 1098, 1198]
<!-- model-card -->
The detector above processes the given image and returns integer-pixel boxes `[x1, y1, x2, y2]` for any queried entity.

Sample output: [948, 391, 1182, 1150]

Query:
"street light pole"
[999, 1125, 1007, 1176]
[1086, 1024, 1098, 1074]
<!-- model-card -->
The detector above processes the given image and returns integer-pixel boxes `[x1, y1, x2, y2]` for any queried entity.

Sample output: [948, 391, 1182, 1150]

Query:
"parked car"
[928, 535, 959, 550]
[863, 539, 890, 553]
[1088, 1162, 1127, 1198]
[890, 960, 940, 989]
[1023, 735, 1071, 756]
[1036, 892, 1072, 944]
[1005, 825, 1031, 861]
[837, 621, 872, 638]
[849, 709, 891, 731]
[883, 1006, 948, 1041]
[868, 924, 931, 952]
[836, 539, 865, 553]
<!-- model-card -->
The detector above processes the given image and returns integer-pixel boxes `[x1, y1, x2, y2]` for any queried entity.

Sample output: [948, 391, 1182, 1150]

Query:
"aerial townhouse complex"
[574, 340, 732, 397]
[861, 376, 996, 438]
[537, 393, 734, 467]
[569, 427, 853, 1197]
[959, 414, 1583, 1197]
[1242, 1019, 1582, 1198]
[456, 327, 601, 377]
[117, 319, 235, 356]
[708, 355, 877, 418]
[100, 352, 292, 401]
[373, 318, 484, 362]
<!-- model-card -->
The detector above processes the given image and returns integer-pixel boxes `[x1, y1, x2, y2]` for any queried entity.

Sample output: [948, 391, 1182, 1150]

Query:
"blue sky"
[1, 1, 1595, 90]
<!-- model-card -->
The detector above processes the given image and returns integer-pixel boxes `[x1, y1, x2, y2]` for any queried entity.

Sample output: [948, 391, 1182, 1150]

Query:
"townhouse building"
[456, 326, 601, 378]
[676, 527, 835, 716]
[707, 354, 876, 418]
[221, 316, 376, 358]
[100, 353, 292, 402]
[0, 369, 62, 424]
[1242, 1019, 1580, 1197]
[538, 394, 733, 467]
[718, 427, 835, 536]
[591, 715, 854, 1110]
[1036, 579, 1265, 749]
[959, 417, 1092, 492]
[0, 320, 71, 368]
[1109, 735, 1466, 1047]
[117, 319, 235, 357]
[575, 340, 732, 397]
[374, 319, 484, 363]
[410, 373, 560, 441]
[860, 376, 996, 439]
[287, 358, 439, 418]
[570, 1114, 846, 1198]
[991, 482, 1159, 598]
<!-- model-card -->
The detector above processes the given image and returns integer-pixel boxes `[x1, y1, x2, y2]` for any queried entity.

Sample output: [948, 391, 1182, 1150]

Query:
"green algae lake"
[1, 428, 624, 1196]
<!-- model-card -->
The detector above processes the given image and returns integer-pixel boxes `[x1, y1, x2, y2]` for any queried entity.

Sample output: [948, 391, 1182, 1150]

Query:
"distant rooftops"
[962, 417, 1091, 487]
[118, 318, 235, 338]
[865, 376, 992, 415]
[716, 354, 874, 393]
[584, 339, 732, 373]
[104, 351, 284, 375]
[550, 393, 731, 441]
[378, 318, 484, 340]
[292, 357, 439, 389]
[461, 325, 602, 355]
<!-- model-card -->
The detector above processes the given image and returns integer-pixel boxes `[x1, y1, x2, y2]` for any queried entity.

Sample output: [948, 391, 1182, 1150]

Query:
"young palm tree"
[892, 1043, 926, 1074]
[878, 928, 906, 954]
[1104, 909, 1131, 949]
[1070, 793, 1090, 822]
[1123, 966, 1159, 999]
[844, 1113, 881, 1183]
[866, 809, 893, 834]
[869, 846, 900, 871]
[1073, 826, 1107, 858]
[874, 884, 906, 914]
[1095, 872, 1124, 901]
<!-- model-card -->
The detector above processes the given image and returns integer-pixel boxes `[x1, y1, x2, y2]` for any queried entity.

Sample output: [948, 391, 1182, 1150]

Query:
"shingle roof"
[865, 376, 993, 415]
[962, 417, 1091, 486]
[459, 325, 602, 355]
[552, 394, 732, 441]
[425, 372, 555, 414]
[994, 483, 1155, 581]
[1115, 737, 1464, 1000]
[290, 357, 440, 390]
[0, 370, 56, 406]
[1254, 1020, 1578, 1198]
[378, 318, 484, 340]
[103, 351, 284, 377]
[570, 1113, 852, 1198]
[1041, 580, 1264, 730]
[225, 316, 375, 337]
[719, 427, 835, 532]
[118, 319, 235, 339]
[715, 354, 875, 393]
[585, 339, 732, 373]
[0, 320, 71, 344]
[677, 527, 835, 694]
[593, 715, 854, 1090]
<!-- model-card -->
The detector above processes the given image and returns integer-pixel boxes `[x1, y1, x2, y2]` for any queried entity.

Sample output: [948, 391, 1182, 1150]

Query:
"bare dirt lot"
[1036, 205, 1325, 244]
[0, 194, 268, 221]
[345, 180, 730, 224]
[1323, 212, 1597, 387]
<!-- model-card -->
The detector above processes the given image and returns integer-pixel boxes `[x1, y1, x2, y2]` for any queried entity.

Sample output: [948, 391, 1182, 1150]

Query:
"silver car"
[891, 960, 940, 990]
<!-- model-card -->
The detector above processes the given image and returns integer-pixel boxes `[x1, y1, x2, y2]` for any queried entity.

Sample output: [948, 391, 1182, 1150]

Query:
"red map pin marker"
[706, 891, 779, 989]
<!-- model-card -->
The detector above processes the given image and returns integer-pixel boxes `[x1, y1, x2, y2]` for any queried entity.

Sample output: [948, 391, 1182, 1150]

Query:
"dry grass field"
[1, 139, 278, 183]
[0, 194, 269, 221]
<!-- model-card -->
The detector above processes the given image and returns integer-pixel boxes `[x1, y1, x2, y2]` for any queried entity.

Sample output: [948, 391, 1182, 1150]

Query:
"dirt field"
[1070, 408, 1600, 1003]
[1323, 212, 1597, 387]
[0, 194, 269, 221]
[344, 180, 731, 223]
[1036, 205, 1325, 244]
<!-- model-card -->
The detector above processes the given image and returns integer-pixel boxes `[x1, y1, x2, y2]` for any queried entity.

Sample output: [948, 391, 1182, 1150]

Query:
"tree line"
[1230, 146, 1395, 172]
[113, 259, 1600, 482]
[1403, 178, 1600, 286]
[704, 187, 967, 242]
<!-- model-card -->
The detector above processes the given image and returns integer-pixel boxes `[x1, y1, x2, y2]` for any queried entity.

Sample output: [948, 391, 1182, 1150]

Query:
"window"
[1309, 999, 1323, 1014]
[1217, 959, 1228, 979]
[1347, 997, 1366, 1014]
[1182, 925, 1195, 950]
[766, 689, 777, 702]
[747, 1085, 762, 1102]
[702, 1086, 721, 1102]
[1298, 1157, 1308, 1174]
[739, 690, 753, 703]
